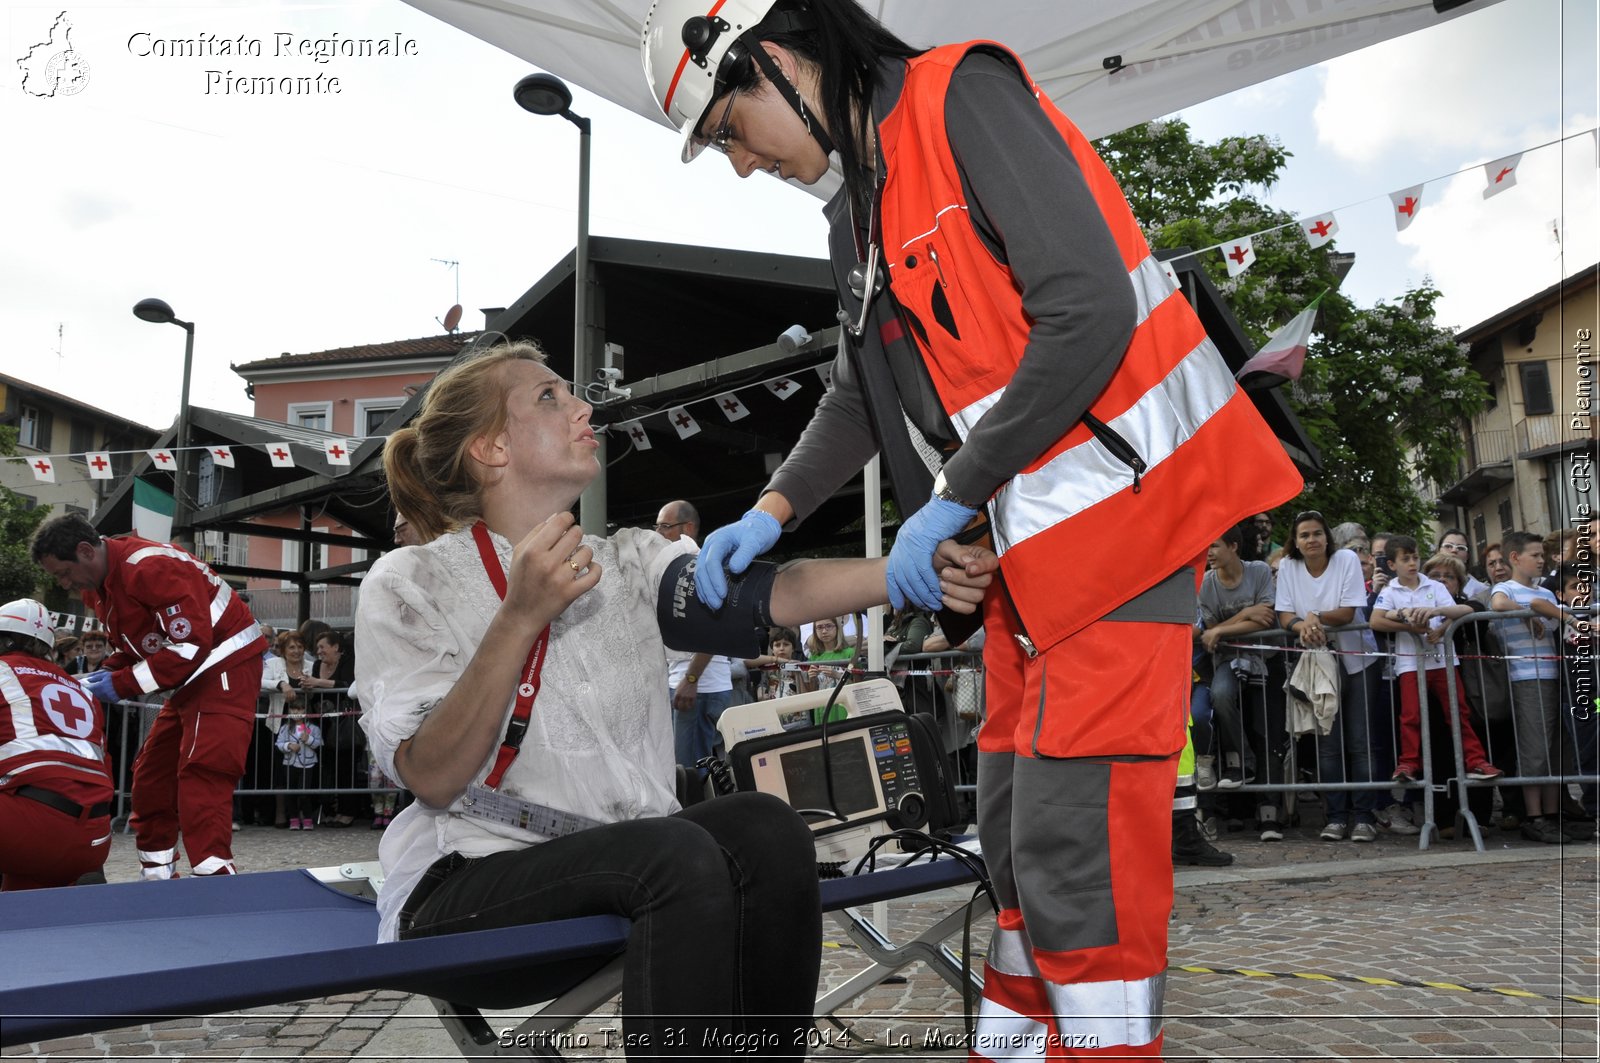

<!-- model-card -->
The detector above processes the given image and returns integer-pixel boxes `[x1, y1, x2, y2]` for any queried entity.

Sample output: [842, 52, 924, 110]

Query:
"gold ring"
[568, 557, 582, 573]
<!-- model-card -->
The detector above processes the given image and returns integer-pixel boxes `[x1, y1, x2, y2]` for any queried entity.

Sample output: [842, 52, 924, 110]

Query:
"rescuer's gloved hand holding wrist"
[82, 669, 118, 704]
[886, 496, 980, 611]
[694, 509, 783, 609]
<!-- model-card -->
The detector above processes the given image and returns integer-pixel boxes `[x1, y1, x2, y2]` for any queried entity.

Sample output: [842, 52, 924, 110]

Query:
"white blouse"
[356, 524, 693, 942]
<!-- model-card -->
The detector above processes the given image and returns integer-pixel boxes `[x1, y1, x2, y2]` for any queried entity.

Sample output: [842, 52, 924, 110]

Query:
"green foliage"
[1096, 119, 1487, 537]
[0, 426, 51, 603]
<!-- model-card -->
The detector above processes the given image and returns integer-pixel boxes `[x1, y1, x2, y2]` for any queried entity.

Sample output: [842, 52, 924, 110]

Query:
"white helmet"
[0, 599, 55, 652]
[641, 0, 780, 162]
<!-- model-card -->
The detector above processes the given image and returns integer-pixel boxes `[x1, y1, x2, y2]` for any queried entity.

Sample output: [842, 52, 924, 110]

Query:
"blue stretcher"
[0, 855, 983, 1056]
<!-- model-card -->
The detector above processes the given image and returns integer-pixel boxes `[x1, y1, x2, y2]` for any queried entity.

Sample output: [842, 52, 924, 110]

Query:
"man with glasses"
[1248, 513, 1281, 561]
[654, 500, 734, 783]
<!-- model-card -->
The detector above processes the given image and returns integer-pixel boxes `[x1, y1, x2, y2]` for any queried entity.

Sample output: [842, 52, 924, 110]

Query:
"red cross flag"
[209, 445, 236, 469]
[622, 420, 652, 451]
[1300, 212, 1339, 249]
[85, 452, 113, 480]
[147, 449, 176, 469]
[1390, 184, 1425, 231]
[30, 456, 56, 483]
[668, 406, 701, 440]
[763, 378, 801, 400]
[1221, 236, 1256, 278]
[324, 439, 351, 466]
[267, 443, 297, 469]
[1482, 153, 1522, 200]
[815, 363, 834, 390]
[715, 393, 750, 422]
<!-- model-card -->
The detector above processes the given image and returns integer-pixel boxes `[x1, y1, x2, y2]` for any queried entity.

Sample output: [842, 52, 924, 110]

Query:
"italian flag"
[132, 479, 176, 544]
[1235, 291, 1326, 391]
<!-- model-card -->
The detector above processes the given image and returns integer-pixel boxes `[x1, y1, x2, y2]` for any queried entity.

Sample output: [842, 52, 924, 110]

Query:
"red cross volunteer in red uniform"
[0, 598, 114, 890]
[32, 514, 266, 879]
[643, 2, 1303, 1056]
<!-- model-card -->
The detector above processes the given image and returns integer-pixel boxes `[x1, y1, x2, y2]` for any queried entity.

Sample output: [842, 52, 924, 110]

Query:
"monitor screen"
[778, 735, 879, 818]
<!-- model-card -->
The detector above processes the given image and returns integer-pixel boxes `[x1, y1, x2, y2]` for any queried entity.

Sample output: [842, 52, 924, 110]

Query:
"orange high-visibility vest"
[878, 42, 1302, 654]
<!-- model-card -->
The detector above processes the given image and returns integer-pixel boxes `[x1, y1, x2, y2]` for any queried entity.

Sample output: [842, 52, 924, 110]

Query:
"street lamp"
[514, 72, 605, 530]
[132, 297, 196, 549]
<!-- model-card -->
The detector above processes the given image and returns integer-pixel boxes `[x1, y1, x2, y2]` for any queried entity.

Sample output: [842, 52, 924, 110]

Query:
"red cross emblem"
[152, 452, 173, 466]
[1494, 167, 1513, 184]
[772, 380, 790, 392]
[721, 399, 741, 414]
[213, 448, 231, 460]
[1308, 220, 1332, 237]
[1397, 197, 1418, 217]
[272, 447, 289, 461]
[327, 444, 345, 459]
[630, 426, 646, 443]
[1227, 245, 1249, 265]
[89, 455, 109, 472]
[33, 459, 51, 475]
[674, 413, 693, 429]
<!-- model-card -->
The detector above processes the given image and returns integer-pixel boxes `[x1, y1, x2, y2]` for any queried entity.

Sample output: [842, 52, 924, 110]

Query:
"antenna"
[431, 258, 461, 331]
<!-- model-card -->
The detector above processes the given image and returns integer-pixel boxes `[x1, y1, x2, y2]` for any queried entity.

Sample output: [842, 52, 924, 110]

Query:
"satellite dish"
[442, 304, 463, 333]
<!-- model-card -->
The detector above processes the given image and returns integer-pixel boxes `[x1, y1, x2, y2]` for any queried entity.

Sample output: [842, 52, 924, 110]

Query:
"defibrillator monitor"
[729, 710, 930, 864]
[716, 677, 904, 752]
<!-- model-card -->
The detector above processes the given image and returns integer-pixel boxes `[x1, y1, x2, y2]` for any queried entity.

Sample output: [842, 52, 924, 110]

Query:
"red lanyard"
[471, 520, 552, 790]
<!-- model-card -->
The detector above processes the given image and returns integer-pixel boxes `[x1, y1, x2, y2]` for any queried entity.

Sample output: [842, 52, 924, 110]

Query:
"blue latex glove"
[82, 669, 118, 704]
[886, 496, 979, 612]
[695, 509, 783, 609]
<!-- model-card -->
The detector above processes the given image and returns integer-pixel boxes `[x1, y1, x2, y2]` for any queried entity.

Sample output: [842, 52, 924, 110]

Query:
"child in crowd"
[1491, 531, 1577, 843]
[749, 626, 809, 702]
[275, 705, 323, 830]
[1370, 535, 1503, 786]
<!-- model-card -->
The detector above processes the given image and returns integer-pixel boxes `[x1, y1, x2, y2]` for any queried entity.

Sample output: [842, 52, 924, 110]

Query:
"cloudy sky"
[3, 0, 1595, 449]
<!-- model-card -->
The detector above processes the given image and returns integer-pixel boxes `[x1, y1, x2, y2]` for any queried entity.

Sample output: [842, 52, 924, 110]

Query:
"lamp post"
[514, 72, 605, 531]
[132, 297, 195, 549]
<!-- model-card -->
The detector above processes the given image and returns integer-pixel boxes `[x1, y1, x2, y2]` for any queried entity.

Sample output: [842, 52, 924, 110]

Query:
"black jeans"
[400, 792, 821, 1060]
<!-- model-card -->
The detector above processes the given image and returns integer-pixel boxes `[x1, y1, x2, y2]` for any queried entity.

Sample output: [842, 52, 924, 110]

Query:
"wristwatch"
[684, 673, 699, 684]
[933, 470, 977, 509]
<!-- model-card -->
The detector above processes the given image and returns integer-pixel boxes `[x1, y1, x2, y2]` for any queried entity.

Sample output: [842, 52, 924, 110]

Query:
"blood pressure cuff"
[656, 554, 777, 659]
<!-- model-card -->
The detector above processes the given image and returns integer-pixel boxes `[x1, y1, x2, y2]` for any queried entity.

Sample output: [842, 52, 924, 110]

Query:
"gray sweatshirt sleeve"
[937, 51, 1138, 505]
[763, 346, 880, 527]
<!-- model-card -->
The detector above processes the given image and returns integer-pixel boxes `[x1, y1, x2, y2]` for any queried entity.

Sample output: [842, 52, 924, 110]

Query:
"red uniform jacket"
[0, 651, 112, 805]
[86, 536, 266, 707]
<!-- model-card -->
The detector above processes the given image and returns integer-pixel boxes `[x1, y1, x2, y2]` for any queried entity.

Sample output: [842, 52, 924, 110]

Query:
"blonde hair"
[1422, 552, 1466, 589]
[383, 342, 548, 543]
[805, 616, 850, 656]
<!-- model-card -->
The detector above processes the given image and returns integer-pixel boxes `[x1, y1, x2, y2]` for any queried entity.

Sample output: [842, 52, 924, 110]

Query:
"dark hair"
[1503, 530, 1544, 558]
[1551, 562, 1588, 591]
[723, 0, 922, 216]
[30, 513, 101, 563]
[1217, 524, 1242, 550]
[0, 632, 52, 659]
[1284, 510, 1335, 562]
[316, 629, 345, 652]
[1386, 534, 1419, 559]
[298, 619, 332, 649]
[767, 626, 801, 653]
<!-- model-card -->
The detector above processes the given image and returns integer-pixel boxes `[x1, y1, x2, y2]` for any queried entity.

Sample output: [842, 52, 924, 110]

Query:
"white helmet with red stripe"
[641, 0, 780, 162]
[0, 599, 55, 654]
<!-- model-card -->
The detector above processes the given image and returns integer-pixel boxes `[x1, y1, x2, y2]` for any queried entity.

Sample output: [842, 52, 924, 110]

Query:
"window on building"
[1472, 513, 1488, 557]
[1497, 498, 1515, 537]
[355, 398, 403, 437]
[287, 402, 333, 432]
[198, 529, 238, 567]
[18, 405, 45, 450]
[16, 494, 37, 511]
[69, 418, 94, 455]
[281, 539, 327, 590]
[1518, 361, 1554, 416]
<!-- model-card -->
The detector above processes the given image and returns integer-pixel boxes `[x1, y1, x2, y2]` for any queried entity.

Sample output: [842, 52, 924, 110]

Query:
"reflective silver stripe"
[992, 337, 1236, 554]
[208, 581, 234, 626]
[192, 855, 235, 876]
[165, 642, 200, 662]
[1173, 794, 1197, 811]
[133, 660, 160, 694]
[124, 543, 233, 627]
[973, 1000, 1050, 1060]
[1043, 972, 1165, 1048]
[1175, 773, 1195, 787]
[948, 255, 1172, 443]
[181, 625, 263, 689]
[988, 925, 1038, 977]
[138, 846, 177, 865]
[1, 664, 36, 739]
[0, 736, 107, 764]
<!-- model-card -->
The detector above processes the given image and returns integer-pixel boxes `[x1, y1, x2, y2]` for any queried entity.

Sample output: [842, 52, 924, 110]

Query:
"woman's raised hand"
[504, 512, 603, 629]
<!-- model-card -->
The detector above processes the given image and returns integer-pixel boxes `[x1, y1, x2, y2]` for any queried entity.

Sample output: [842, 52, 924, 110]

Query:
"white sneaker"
[1376, 803, 1421, 835]
[1195, 755, 1218, 791]
[1351, 822, 1379, 843]
[1320, 821, 1348, 841]
[1257, 807, 1283, 842]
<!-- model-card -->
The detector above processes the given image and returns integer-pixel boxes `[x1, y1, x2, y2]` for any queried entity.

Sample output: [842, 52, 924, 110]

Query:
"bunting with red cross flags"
[1221, 236, 1256, 278]
[29, 456, 56, 483]
[323, 439, 351, 466]
[1482, 153, 1521, 199]
[815, 363, 833, 390]
[668, 406, 701, 440]
[208, 445, 236, 468]
[622, 420, 652, 451]
[1390, 184, 1424, 231]
[147, 448, 178, 471]
[1300, 212, 1339, 249]
[715, 393, 750, 422]
[267, 443, 297, 469]
[763, 378, 802, 401]
[85, 452, 113, 479]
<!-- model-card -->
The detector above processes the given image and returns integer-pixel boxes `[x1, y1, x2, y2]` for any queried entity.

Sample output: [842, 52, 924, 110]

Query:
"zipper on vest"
[999, 572, 1039, 660]
[1082, 412, 1147, 494]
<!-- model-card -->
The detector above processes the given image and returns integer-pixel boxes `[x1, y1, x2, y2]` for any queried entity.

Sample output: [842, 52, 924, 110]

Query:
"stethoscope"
[839, 171, 888, 340]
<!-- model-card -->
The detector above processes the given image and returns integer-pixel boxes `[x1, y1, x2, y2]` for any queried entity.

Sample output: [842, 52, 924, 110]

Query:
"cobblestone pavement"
[6, 814, 1597, 1061]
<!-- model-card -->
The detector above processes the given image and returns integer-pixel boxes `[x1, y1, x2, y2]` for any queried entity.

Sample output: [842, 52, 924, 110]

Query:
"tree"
[1096, 118, 1487, 537]
[0, 426, 51, 603]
